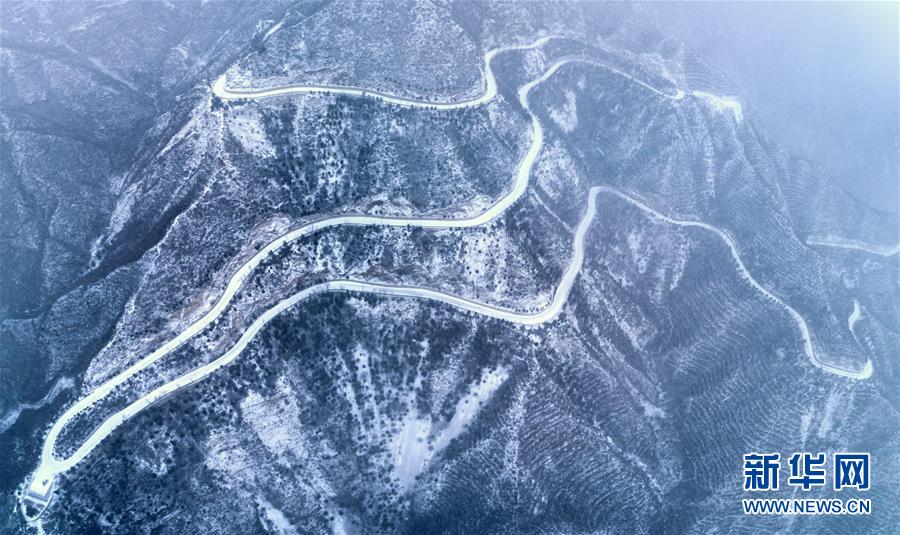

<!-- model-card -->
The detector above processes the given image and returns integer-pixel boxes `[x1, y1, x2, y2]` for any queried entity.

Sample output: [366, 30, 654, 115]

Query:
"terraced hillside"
[1, 1, 897, 534]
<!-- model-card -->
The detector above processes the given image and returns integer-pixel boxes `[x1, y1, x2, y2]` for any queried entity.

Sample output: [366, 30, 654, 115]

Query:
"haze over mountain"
[1, 2, 897, 534]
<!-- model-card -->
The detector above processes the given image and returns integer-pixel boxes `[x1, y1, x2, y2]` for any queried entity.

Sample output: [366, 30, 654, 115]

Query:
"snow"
[256, 496, 299, 535]
[227, 110, 275, 157]
[104, 182, 139, 239]
[691, 90, 743, 124]
[391, 414, 433, 490]
[548, 89, 578, 133]
[816, 388, 842, 439]
[807, 235, 900, 257]
[241, 380, 310, 463]
[535, 139, 580, 201]
[25, 33, 869, 511]
[431, 366, 508, 454]
[848, 300, 862, 335]
[63, 43, 139, 93]
[204, 431, 251, 477]
[262, 19, 285, 42]
[391, 366, 508, 490]
[639, 399, 666, 419]
[67, 13, 103, 32]
[799, 408, 813, 446]
[0, 376, 73, 434]
[331, 512, 350, 535]
[353, 345, 385, 438]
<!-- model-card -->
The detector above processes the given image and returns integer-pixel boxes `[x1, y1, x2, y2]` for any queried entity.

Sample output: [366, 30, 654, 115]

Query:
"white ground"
[22, 33, 873, 520]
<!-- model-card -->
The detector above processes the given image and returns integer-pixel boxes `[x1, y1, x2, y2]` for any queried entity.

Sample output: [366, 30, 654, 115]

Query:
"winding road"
[599, 187, 873, 381]
[805, 236, 900, 257]
[21, 34, 873, 523]
[212, 36, 553, 107]
[23, 34, 562, 520]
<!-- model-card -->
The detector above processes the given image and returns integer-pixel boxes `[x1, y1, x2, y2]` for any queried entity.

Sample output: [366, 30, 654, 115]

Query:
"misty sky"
[650, 1, 899, 215]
